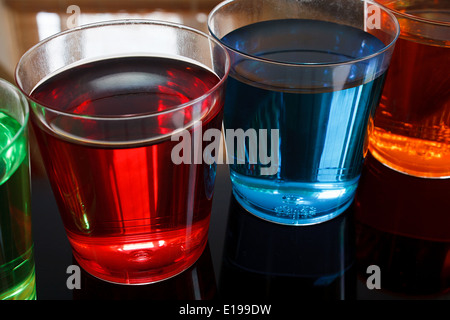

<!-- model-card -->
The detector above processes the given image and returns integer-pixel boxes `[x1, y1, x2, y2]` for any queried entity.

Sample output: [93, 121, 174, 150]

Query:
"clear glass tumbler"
[369, 0, 450, 178]
[208, 0, 399, 225]
[0, 78, 35, 299]
[16, 20, 230, 284]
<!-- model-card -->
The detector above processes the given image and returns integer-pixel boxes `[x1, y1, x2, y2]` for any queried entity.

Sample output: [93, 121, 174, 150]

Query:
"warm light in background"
[0, 0, 216, 81]
[35, 11, 188, 41]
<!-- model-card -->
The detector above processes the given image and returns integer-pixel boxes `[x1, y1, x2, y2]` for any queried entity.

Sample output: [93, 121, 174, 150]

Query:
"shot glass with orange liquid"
[369, 0, 450, 178]
[357, 0, 450, 295]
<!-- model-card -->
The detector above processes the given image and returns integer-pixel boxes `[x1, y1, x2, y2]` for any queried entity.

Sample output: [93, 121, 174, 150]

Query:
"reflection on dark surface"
[73, 243, 217, 300]
[219, 195, 356, 300]
[355, 152, 450, 295]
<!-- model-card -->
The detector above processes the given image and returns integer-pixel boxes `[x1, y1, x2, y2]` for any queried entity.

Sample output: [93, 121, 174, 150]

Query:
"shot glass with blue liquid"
[208, 0, 399, 225]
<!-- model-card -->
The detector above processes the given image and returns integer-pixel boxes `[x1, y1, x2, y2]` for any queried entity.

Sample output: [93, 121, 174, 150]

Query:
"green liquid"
[0, 111, 35, 300]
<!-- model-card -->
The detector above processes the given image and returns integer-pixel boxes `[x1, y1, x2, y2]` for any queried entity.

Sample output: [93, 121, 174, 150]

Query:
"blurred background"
[0, 0, 221, 82]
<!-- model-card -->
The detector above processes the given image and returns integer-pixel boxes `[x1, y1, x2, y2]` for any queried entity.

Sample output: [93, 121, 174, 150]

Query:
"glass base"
[0, 267, 36, 300]
[72, 239, 208, 285]
[67, 216, 210, 285]
[230, 173, 357, 225]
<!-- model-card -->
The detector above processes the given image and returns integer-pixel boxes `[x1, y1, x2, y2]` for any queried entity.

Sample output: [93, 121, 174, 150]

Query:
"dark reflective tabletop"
[32, 160, 450, 300]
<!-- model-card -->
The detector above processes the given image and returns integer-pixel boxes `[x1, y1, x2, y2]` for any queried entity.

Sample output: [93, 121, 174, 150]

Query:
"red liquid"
[30, 56, 223, 284]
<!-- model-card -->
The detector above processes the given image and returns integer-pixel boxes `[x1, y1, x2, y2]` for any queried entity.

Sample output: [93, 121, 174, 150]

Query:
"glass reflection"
[72, 242, 217, 300]
[355, 152, 450, 296]
[219, 195, 356, 300]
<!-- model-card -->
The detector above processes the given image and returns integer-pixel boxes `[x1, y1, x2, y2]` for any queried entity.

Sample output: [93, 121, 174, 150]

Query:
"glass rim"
[375, 2, 450, 27]
[207, 0, 400, 68]
[15, 19, 230, 121]
[0, 78, 29, 155]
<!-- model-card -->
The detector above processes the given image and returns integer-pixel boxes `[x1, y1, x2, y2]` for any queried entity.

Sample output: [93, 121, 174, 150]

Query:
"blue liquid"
[221, 19, 386, 225]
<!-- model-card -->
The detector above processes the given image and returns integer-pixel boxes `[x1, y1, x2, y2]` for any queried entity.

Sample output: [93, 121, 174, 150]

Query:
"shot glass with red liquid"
[15, 20, 230, 285]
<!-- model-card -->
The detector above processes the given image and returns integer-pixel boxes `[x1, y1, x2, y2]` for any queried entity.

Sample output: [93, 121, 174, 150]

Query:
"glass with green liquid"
[0, 79, 35, 300]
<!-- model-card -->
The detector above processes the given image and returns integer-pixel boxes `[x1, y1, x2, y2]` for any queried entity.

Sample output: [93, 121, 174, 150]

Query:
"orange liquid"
[369, 11, 450, 178]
